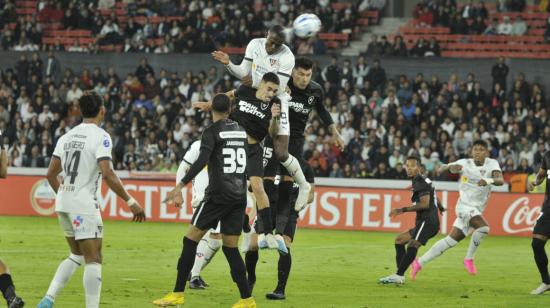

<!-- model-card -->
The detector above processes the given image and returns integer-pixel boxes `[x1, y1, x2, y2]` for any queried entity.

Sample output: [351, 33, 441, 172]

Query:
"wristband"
[483, 178, 494, 185]
[401, 207, 408, 213]
[127, 197, 137, 206]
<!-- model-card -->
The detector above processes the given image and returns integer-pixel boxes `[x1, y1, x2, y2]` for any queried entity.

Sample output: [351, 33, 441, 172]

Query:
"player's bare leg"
[154, 225, 208, 306]
[413, 227, 465, 280]
[0, 260, 24, 308]
[39, 237, 84, 308]
[245, 233, 260, 294]
[273, 134, 311, 212]
[463, 215, 490, 274]
[189, 231, 222, 289]
[222, 234, 255, 308]
[531, 233, 550, 295]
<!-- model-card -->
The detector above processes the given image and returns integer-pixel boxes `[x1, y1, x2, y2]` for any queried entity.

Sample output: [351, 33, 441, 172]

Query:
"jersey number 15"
[223, 148, 246, 174]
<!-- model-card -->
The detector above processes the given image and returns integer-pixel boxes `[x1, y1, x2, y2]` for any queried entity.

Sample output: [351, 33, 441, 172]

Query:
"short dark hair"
[262, 72, 280, 85]
[212, 93, 231, 113]
[79, 91, 103, 118]
[406, 155, 421, 165]
[269, 25, 285, 41]
[473, 139, 488, 148]
[295, 57, 314, 70]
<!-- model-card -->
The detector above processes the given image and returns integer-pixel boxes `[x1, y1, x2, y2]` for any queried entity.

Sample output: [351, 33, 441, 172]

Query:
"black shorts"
[247, 142, 264, 178]
[254, 210, 299, 241]
[263, 136, 314, 183]
[408, 221, 439, 245]
[534, 212, 550, 237]
[192, 199, 246, 236]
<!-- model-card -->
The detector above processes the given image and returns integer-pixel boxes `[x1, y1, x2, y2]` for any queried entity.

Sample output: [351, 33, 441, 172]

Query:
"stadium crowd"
[0, 0, 385, 55]
[1, 52, 549, 182]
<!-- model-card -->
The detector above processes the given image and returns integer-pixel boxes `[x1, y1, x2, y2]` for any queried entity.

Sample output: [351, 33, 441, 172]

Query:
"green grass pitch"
[0, 216, 547, 307]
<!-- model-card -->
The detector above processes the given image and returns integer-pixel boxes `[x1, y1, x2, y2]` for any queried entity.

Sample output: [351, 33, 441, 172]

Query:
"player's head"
[257, 72, 279, 102]
[265, 25, 285, 54]
[211, 93, 231, 118]
[79, 91, 105, 122]
[471, 139, 489, 163]
[405, 155, 422, 178]
[292, 57, 314, 90]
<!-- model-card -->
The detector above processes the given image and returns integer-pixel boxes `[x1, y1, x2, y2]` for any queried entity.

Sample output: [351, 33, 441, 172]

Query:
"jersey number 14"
[63, 151, 81, 185]
[223, 148, 246, 174]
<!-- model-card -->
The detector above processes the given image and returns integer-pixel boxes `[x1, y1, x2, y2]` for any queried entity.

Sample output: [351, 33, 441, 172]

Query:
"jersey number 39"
[222, 148, 246, 174]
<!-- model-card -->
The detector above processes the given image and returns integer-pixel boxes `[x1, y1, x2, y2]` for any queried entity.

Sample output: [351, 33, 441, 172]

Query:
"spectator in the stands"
[544, 17, 550, 43]
[461, 0, 475, 19]
[418, 6, 434, 27]
[491, 56, 509, 90]
[410, 38, 427, 57]
[450, 13, 468, 34]
[425, 37, 440, 57]
[353, 56, 369, 86]
[471, 15, 487, 34]
[322, 55, 341, 87]
[390, 35, 408, 57]
[483, 18, 499, 35]
[366, 59, 386, 92]
[512, 16, 527, 36]
[498, 16, 513, 35]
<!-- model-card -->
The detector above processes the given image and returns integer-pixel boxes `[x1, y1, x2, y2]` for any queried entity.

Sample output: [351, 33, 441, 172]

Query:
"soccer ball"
[293, 13, 322, 38]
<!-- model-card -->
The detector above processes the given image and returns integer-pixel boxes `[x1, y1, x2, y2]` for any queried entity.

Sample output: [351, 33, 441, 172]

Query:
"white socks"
[465, 226, 489, 260]
[281, 155, 307, 186]
[419, 236, 458, 266]
[83, 263, 102, 308]
[46, 253, 84, 301]
[191, 234, 222, 278]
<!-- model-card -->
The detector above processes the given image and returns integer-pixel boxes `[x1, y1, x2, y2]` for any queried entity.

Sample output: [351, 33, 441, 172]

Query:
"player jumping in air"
[379, 155, 440, 285]
[245, 57, 344, 300]
[0, 131, 24, 308]
[38, 92, 146, 308]
[528, 149, 550, 295]
[155, 94, 255, 308]
[212, 25, 312, 212]
[412, 140, 504, 279]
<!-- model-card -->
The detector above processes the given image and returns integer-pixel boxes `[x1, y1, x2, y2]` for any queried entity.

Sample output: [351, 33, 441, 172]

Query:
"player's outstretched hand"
[193, 101, 211, 111]
[333, 133, 345, 151]
[527, 180, 536, 192]
[448, 164, 463, 173]
[129, 203, 146, 222]
[389, 208, 403, 217]
[271, 102, 281, 118]
[241, 75, 253, 87]
[164, 184, 184, 206]
[212, 50, 230, 65]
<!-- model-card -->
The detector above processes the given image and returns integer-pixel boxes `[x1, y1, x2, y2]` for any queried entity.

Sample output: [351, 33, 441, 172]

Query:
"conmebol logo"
[502, 197, 541, 233]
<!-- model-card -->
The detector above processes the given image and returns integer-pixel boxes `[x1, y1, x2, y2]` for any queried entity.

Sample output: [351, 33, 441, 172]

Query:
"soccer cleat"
[231, 297, 256, 308]
[411, 258, 422, 280]
[274, 234, 288, 255]
[152, 292, 185, 306]
[266, 291, 286, 300]
[9, 296, 24, 308]
[265, 233, 279, 250]
[240, 231, 252, 253]
[189, 276, 208, 289]
[530, 283, 550, 295]
[37, 297, 53, 308]
[294, 182, 311, 212]
[378, 274, 405, 285]
[258, 234, 268, 249]
[463, 259, 477, 275]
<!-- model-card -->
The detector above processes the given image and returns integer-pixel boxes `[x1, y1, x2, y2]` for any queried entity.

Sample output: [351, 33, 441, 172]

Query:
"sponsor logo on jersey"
[73, 215, 84, 227]
[219, 131, 247, 139]
[30, 179, 57, 216]
[103, 138, 110, 148]
[269, 58, 277, 66]
[289, 100, 310, 114]
[238, 100, 267, 119]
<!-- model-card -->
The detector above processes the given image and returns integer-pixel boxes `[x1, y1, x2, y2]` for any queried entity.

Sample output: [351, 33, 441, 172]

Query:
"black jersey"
[180, 119, 248, 204]
[411, 174, 439, 224]
[230, 85, 274, 142]
[541, 151, 550, 213]
[288, 79, 333, 138]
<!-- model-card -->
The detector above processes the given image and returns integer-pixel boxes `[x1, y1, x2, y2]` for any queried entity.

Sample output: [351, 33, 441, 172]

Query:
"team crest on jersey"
[103, 138, 110, 148]
[308, 96, 315, 105]
[480, 170, 486, 176]
[73, 215, 84, 227]
[269, 58, 277, 66]
[261, 102, 269, 110]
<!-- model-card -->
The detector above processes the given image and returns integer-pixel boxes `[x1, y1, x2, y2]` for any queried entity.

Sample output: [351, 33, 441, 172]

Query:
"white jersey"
[176, 140, 208, 204]
[53, 123, 112, 215]
[244, 38, 295, 90]
[454, 158, 502, 211]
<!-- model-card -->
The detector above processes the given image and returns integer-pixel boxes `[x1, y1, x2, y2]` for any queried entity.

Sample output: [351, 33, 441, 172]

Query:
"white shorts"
[277, 93, 290, 136]
[453, 207, 483, 236]
[58, 212, 103, 240]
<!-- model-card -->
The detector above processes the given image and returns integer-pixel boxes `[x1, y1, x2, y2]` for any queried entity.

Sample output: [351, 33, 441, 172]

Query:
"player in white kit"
[411, 140, 504, 279]
[176, 140, 253, 290]
[38, 91, 146, 308]
[211, 25, 311, 212]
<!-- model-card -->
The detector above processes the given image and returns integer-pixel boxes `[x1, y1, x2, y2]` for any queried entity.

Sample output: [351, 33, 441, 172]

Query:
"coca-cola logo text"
[502, 197, 541, 234]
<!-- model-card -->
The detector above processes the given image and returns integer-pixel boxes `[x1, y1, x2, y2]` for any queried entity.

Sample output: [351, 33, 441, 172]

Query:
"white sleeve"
[176, 160, 190, 184]
[276, 52, 295, 95]
[52, 135, 64, 159]
[451, 159, 466, 173]
[183, 141, 201, 165]
[490, 159, 502, 174]
[95, 133, 113, 162]
[226, 40, 254, 79]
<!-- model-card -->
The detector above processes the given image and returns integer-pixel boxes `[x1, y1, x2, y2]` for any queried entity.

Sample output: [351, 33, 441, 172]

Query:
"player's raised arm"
[439, 162, 463, 174]
[192, 90, 236, 112]
[212, 42, 253, 79]
[313, 88, 344, 150]
[269, 98, 282, 138]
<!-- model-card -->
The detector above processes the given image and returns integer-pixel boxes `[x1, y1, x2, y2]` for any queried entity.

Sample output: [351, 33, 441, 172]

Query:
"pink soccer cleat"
[464, 259, 477, 275]
[411, 258, 422, 280]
